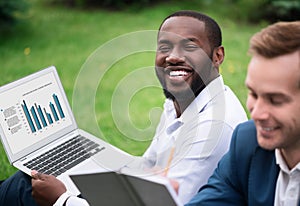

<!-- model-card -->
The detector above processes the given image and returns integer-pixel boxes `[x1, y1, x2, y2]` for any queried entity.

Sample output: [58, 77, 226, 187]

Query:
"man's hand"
[31, 170, 67, 206]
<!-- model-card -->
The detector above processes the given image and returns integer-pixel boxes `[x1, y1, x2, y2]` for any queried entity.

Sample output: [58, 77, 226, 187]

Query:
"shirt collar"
[163, 75, 225, 125]
[275, 149, 300, 173]
[181, 75, 225, 123]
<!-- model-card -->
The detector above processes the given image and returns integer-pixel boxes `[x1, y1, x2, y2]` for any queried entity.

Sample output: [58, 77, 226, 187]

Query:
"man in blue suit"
[187, 21, 300, 205]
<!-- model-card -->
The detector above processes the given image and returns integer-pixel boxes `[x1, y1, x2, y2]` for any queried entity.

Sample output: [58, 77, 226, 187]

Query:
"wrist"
[53, 192, 72, 206]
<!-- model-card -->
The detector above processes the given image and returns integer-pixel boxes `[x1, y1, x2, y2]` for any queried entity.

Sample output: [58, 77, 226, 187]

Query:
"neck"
[173, 96, 195, 118]
[280, 147, 300, 170]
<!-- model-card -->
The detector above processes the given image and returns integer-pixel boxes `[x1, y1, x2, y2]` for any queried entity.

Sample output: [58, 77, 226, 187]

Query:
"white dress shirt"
[55, 75, 247, 205]
[274, 149, 300, 206]
[142, 75, 247, 203]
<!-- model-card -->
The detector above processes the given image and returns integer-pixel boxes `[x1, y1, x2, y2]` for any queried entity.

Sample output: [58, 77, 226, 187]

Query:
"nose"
[166, 49, 185, 64]
[248, 98, 270, 121]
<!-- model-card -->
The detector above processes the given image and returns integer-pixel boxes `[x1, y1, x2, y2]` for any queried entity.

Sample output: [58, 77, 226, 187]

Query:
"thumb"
[31, 170, 38, 177]
[31, 170, 44, 180]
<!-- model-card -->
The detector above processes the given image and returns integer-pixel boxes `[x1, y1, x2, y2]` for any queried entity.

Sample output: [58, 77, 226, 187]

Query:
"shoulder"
[230, 120, 258, 156]
[233, 120, 257, 139]
[206, 78, 248, 128]
[223, 86, 248, 124]
[217, 120, 258, 180]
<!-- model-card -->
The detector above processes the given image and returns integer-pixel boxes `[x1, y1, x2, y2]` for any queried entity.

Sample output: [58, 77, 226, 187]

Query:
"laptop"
[0, 66, 134, 195]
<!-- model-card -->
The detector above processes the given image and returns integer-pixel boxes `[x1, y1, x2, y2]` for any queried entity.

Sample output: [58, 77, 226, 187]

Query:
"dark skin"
[31, 170, 66, 206]
[30, 16, 224, 205]
[155, 16, 224, 117]
[31, 170, 179, 205]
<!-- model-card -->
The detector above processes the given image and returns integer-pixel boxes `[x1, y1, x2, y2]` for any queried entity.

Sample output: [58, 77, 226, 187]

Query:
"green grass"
[0, 0, 266, 179]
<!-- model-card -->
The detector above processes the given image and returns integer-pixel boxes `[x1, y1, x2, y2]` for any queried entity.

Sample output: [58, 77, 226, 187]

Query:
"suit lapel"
[248, 148, 279, 205]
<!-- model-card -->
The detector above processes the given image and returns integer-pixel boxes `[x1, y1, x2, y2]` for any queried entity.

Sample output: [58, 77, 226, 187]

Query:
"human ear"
[212, 46, 225, 69]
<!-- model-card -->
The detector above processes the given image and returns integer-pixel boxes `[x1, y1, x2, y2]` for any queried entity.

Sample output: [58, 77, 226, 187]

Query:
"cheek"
[192, 56, 213, 73]
[155, 53, 166, 67]
[289, 105, 300, 125]
[155, 66, 165, 85]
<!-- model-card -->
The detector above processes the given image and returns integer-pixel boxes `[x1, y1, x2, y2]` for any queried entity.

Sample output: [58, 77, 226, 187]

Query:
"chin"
[257, 137, 277, 151]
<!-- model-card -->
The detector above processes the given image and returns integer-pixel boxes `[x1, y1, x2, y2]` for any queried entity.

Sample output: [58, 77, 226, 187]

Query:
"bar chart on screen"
[20, 93, 66, 134]
[0, 71, 73, 154]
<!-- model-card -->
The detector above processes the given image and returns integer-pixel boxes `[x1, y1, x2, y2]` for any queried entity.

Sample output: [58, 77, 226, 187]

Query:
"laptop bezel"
[0, 66, 78, 164]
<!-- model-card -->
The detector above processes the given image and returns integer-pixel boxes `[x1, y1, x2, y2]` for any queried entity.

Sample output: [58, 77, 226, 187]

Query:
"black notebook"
[70, 171, 183, 206]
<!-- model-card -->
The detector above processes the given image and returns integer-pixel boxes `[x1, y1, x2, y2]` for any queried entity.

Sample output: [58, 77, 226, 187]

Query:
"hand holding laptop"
[31, 170, 67, 206]
[0, 66, 182, 205]
[0, 66, 135, 196]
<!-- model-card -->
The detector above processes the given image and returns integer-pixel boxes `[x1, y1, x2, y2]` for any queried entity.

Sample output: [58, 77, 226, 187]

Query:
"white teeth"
[170, 70, 188, 77]
[262, 127, 275, 131]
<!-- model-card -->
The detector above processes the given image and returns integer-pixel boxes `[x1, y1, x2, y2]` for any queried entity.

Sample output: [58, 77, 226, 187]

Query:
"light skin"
[155, 16, 224, 117]
[245, 50, 300, 169]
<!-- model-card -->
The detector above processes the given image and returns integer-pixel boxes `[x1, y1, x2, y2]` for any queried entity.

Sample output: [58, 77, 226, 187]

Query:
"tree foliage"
[230, 0, 300, 22]
[47, 0, 168, 10]
[0, 0, 28, 30]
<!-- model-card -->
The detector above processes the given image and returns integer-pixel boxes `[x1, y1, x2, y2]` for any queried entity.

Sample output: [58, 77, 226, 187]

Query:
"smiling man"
[141, 11, 247, 204]
[155, 14, 222, 117]
[187, 21, 300, 206]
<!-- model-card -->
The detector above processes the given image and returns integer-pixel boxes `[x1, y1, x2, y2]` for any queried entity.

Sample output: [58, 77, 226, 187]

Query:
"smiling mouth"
[259, 124, 281, 134]
[166, 65, 193, 77]
[169, 70, 190, 77]
[262, 127, 276, 131]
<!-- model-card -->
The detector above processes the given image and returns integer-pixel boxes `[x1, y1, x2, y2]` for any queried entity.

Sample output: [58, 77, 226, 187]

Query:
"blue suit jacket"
[186, 120, 299, 205]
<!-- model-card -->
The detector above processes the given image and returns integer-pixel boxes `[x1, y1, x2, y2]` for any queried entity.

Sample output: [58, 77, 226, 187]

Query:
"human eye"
[182, 39, 198, 51]
[158, 44, 171, 53]
[181, 39, 199, 51]
[269, 96, 286, 106]
[248, 90, 257, 99]
[265, 92, 292, 106]
[184, 43, 198, 51]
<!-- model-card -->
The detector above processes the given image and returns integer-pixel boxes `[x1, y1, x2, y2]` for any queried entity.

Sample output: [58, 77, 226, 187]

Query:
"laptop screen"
[0, 66, 77, 162]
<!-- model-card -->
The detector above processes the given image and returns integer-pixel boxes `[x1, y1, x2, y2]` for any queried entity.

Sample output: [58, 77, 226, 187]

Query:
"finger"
[31, 170, 38, 176]
[31, 170, 46, 180]
[31, 170, 39, 179]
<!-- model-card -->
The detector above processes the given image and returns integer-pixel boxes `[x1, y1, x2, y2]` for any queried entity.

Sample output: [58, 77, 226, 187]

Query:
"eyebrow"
[157, 39, 171, 44]
[265, 93, 288, 98]
[183, 38, 198, 43]
[158, 37, 198, 44]
[246, 84, 290, 99]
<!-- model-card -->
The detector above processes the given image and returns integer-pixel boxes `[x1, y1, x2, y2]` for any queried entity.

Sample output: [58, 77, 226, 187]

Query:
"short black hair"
[159, 10, 222, 49]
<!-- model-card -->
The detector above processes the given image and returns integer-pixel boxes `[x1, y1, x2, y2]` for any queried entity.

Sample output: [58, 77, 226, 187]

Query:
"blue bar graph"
[50, 103, 59, 121]
[30, 107, 42, 130]
[21, 100, 36, 133]
[53, 94, 65, 118]
[44, 108, 53, 124]
[36, 104, 47, 127]
[21, 94, 65, 133]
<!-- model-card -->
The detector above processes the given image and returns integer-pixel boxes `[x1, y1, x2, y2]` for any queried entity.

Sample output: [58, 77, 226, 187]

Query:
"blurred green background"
[0, 0, 299, 179]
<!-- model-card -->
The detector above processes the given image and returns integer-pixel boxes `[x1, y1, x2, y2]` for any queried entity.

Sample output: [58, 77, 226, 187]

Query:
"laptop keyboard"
[24, 135, 104, 176]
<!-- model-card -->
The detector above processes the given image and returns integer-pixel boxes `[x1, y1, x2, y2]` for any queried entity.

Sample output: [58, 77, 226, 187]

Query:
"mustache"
[166, 62, 190, 67]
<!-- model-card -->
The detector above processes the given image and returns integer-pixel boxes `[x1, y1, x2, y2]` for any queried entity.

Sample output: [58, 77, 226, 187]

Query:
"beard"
[161, 72, 206, 102]
[156, 54, 214, 102]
